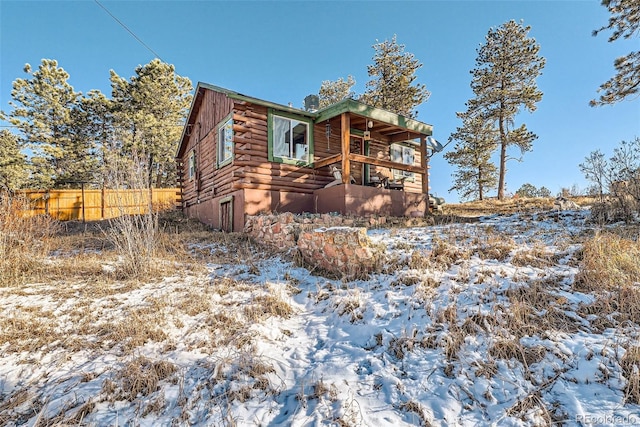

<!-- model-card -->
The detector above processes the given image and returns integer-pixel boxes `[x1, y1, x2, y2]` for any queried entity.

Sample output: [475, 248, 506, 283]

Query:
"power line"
[94, 0, 164, 62]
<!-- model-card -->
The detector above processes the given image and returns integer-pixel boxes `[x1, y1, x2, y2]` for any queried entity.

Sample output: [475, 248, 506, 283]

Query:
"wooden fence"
[19, 188, 181, 221]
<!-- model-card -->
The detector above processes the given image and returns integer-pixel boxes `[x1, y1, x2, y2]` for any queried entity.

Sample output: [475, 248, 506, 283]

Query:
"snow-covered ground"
[1, 209, 640, 426]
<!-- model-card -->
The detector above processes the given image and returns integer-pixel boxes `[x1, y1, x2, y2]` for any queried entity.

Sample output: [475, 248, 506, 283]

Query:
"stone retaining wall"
[244, 213, 393, 278]
[296, 226, 385, 278]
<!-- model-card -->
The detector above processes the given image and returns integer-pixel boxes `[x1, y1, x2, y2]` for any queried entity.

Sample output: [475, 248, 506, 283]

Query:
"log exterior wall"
[179, 92, 332, 230]
[178, 86, 432, 231]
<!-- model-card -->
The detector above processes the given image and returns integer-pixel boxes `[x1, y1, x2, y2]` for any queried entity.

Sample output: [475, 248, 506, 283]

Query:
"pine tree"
[70, 90, 114, 186]
[0, 130, 28, 190]
[110, 59, 192, 188]
[318, 76, 356, 108]
[444, 111, 498, 201]
[360, 35, 430, 118]
[468, 20, 545, 200]
[590, 0, 639, 106]
[7, 59, 81, 188]
[537, 186, 552, 197]
[515, 183, 538, 198]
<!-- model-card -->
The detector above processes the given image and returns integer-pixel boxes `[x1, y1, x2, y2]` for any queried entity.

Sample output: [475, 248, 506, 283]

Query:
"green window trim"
[216, 113, 234, 169]
[267, 109, 314, 166]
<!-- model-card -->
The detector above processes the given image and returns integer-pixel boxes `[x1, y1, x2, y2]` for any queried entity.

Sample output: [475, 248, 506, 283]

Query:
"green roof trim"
[314, 99, 433, 135]
[177, 82, 434, 159]
[198, 82, 432, 134]
[198, 82, 316, 118]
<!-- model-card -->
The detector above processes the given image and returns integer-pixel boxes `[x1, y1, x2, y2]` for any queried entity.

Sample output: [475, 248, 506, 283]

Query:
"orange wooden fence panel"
[20, 188, 180, 221]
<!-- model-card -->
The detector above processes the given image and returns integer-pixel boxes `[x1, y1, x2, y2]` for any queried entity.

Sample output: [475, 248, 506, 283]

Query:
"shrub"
[0, 193, 58, 287]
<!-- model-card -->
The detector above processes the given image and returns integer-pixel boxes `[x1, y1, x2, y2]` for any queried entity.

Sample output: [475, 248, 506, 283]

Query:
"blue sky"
[1, 0, 638, 201]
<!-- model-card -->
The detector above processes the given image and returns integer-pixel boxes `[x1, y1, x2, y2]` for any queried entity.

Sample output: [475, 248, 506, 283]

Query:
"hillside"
[1, 204, 640, 426]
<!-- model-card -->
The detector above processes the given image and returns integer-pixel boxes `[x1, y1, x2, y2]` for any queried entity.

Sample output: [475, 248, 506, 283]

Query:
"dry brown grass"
[579, 286, 640, 331]
[408, 250, 431, 270]
[0, 309, 61, 353]
[575, 232, 640, 292]
[0, 194, 59, 287]
[334, 289, 365, 323]
[222, 352, 279, 404]
[398, 400, 433, 426]
[244, 293, 295, 321]
[574, 232, 640, 330]
[505, 280, 557, 312]
[444, 197, 554, 217]
[590, 196, 640, 224]
[105, 309, 169, 352]
[621, 346, 640, 404]
[0, 389, 35, 426]
[506, 390, 554, 426]
[475, 234, 515, 261]
[173, 284, 213, 316]
[511, 243, 559, 268]
[388, 331, 419, 360]
[106, 356, 177, 401]
[489, 339, 547, 367]
[413, 276, 440, 302]
[430, 237, 471, 269]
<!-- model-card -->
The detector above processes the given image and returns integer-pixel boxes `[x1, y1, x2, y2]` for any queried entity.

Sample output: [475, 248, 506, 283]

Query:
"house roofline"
[176, 82, 434, 158]
[314, 99, 433, 136]
[198, 82, 316, 118]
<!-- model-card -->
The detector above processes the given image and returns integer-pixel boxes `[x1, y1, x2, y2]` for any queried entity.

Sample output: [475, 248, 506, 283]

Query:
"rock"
[554, 197, 580, 211]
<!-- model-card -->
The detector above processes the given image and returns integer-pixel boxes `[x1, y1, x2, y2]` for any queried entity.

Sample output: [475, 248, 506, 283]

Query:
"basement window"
[268, 111, 313, 165]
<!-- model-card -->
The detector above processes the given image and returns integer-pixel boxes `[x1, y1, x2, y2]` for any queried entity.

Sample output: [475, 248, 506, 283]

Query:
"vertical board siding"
[19, 188, 179, 221]
[179, 90, 234, 207]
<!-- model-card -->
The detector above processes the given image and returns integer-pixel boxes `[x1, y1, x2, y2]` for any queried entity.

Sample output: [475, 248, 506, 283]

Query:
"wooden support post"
[101, 187, 105, 219]
[81, 182, 86, 223]
[341, 113, 351, 184]
[420, 136, 429, 195]
[420, 135, 431, 214]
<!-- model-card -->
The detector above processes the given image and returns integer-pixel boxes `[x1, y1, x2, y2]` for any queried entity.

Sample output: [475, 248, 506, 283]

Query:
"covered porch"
[311, 100, 437, 216]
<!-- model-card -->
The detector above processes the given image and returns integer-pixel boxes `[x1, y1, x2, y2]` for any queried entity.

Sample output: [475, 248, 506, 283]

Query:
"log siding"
[177, 83, 435, 230]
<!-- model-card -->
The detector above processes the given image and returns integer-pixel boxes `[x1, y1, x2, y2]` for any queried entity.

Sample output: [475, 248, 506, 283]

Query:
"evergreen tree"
[70, 90, 114, 186]
[318, 76, 356, 108]
[0, 130, 28, 190]
[515, 183, 538, 198]
[590, 0, 640, 106]
[444, 111, 498, 201]
[537, 186, 552, 197]
[110, 59, 192, 187]
[7, 59, 81, 188]
[468, 20, 545, 200]
[360, 35, 430, 118]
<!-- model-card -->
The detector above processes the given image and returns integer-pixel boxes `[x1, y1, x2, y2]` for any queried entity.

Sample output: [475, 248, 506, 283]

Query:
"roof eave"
[314, 99, 432, 135]
[198, 82, 316, 118]
[176, 83, 206, 158]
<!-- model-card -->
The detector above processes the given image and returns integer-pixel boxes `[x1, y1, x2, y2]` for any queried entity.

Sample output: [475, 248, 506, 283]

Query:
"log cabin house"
[176, 83, 440, 232]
